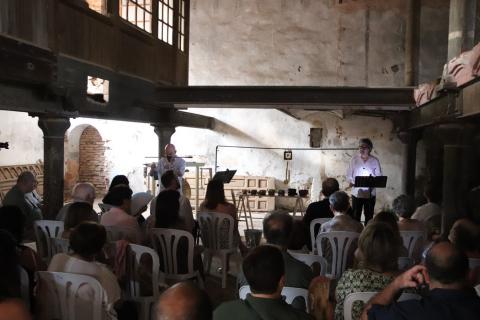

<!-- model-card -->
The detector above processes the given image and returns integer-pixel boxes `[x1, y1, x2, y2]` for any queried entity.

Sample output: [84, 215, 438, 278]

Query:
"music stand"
[354, 176, 387, 198]
[212, 169, 237, 184]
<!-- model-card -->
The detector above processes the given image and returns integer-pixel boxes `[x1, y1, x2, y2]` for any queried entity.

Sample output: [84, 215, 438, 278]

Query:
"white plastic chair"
[34, 220, 64, 261]
[397, 256, 414, 271]
[239, 285, 309, 312]
[343, 291, 421, 320]
[399, 231, 425, 260]
[19, 266, 30, 310]
[469, 258, 480, 270]
[288, 250, 327, 276]
[98, 203, 113, 213]
[198, 212, 237, 288]
[126, 244, 160, 320]
[315, 231, 360, 279]
[105, 225, 138, 243]
[50, 237, 70, 256]
[150, 228, 204, 287]
[309, 218, 331, 253]
[36, 271, 106, 320]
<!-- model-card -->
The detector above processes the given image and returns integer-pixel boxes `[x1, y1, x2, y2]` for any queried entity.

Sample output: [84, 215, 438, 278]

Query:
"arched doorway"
[78, 126, 107, 196]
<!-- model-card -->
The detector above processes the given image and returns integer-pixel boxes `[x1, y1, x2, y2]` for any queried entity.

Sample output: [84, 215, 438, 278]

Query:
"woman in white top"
[48, 222, 121, 319]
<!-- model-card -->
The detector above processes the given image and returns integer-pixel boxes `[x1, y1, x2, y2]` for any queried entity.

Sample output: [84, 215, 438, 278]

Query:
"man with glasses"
[347, 138, 382, 224]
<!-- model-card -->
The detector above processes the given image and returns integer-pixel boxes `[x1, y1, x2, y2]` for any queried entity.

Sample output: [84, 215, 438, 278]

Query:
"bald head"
[425, 241, 469, 285]
[72, 183, 96, 205]
[156, 282, 212, 320]
[0, 299, 31, 320]
[16, 171, 37, 193]
[448, 218, 480, 253]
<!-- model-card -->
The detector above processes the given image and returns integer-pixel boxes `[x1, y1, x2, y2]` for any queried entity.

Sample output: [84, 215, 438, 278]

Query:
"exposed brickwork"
[78, 126, 107, 196]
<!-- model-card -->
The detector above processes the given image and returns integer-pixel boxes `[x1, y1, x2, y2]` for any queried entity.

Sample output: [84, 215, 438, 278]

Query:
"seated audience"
[0, 230, 22, 299]
[448, 218, 480, 258]
[320, 191, 363, 234]
[48, 222, 121, 319]
[56, 183, 97, 222]
[130, 191, 153, 227]
[372, 211, 408, 257]
[0, 206, 46, 290]
[0, 298, 31, 320]
[154, 190, 185, 230]
[153, 190, 203, 275]
[149, 171, 194, 234]
[214, 245, 313, 320]
[335, 222, 400, 320]
[363, 241, 480, 320]
[131, 192, 153, 218]
[319, 191, 363, 271]
[238, 211, 313, 309]
[109, 175, 130, 191]
[100, 186, 142, 243]
[199, 179, 247, 254]
[412, 184, 441, 222]
[2, 171, 42, 240]
[448, 218, 480, 285]
[156, 281, 212, 320]
[392, 194, 424, 232]
[303, 178, 339, 250]
[61, 202, 98, 239]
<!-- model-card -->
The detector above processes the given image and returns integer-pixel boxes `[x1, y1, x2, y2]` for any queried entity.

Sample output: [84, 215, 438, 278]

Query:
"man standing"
[347, 138, 382, 224]
[152, 144, 186, 194]
[3, 171, 43, 240]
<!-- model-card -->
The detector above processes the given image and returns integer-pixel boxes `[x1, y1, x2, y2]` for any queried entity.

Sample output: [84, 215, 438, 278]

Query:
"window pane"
[168, 8, 173, 26]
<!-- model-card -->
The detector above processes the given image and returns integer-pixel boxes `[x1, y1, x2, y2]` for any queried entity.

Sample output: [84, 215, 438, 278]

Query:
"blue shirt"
[368, 288, 480, 320]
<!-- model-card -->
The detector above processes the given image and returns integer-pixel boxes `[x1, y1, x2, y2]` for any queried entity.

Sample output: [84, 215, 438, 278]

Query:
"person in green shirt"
[214, 245, 313, 320]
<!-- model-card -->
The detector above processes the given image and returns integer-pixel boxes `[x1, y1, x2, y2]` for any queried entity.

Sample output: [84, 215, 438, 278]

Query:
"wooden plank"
[0, 35, 56, 85]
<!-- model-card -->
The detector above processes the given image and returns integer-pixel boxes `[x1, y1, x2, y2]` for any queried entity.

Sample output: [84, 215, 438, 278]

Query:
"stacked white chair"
[36, 271, 106, 320]
[399, 230, 425, 261]
[239, 285, 310, 312]
[288, 250, 327, 276]
[316, 231, 360, 279]
[50, 237, 70, 256]
[150, 228, 204, 288]
[34, 220, 64, 262]
[198, 212, 237, 288]
[125, 244, 160, 320]
[309, 218, 332, 253]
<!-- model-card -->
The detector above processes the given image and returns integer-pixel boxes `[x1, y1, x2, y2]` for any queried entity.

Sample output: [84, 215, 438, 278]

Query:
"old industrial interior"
[1, 0, 480, 319]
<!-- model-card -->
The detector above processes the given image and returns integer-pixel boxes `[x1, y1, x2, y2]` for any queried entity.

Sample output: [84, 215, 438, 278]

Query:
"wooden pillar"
[398, 131, 420, 196]
[152, 124, 176, 160]
[436, 124, 472, 235]
[448, 0, 477, 60]
[405, 0, 421, 86]
[38, 116, 70, 219]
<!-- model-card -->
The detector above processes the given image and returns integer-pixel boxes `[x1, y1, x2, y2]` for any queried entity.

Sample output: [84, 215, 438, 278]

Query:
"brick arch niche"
[78, 126, 107, 196]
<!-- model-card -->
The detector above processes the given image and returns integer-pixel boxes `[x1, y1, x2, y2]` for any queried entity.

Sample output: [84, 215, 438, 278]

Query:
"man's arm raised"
[360, 265, 430, 320]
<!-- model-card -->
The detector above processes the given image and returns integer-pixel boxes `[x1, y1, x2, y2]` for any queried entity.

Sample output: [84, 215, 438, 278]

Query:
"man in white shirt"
[346, 138, 382, 224]
[152, 144, 186, 194]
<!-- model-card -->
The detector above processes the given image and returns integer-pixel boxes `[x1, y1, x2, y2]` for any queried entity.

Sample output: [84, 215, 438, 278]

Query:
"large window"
[118, 0, 185, 50]
[178, 0, 185, 51]
[158, 0, 174, 45]
[120, 0, 153, 33]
